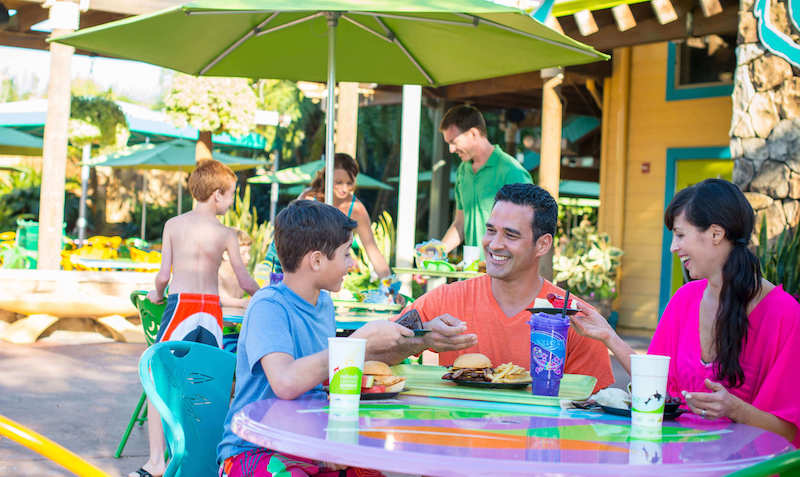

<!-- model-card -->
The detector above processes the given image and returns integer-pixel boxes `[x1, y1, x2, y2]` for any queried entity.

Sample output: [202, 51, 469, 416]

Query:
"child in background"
[217, 200, 412, 477]
[130, 159, 260, 477]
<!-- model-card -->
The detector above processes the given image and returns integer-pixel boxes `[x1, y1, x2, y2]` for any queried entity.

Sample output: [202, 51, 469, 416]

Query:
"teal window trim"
[658, 146, 731, 319]
[665, 42, 734, 101]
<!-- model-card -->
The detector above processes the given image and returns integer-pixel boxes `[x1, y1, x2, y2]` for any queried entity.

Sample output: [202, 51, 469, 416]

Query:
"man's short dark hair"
[274, 200, 357, 273]
[494, 183, 557, 241]
[439, 105, 487, 137]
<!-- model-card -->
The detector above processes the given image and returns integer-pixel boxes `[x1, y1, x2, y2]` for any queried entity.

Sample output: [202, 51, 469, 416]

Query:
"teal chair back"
[726, 449, 800, 476]
[130, 291, 167, 346]
[139, 341, 235, 477]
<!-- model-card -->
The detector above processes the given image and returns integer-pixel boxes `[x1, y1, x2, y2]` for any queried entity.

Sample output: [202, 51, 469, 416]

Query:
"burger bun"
[452, 353, 492, 370]
[364, 360, 393, 376]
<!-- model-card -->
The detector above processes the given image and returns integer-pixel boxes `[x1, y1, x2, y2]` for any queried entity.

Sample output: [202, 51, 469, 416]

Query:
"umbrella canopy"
[53, 0, 607, 204]
[90, 138, 265, 171]
[248, 159, 393, 190]
[0, 126, 43, 155]
[53, 1, 606, 86]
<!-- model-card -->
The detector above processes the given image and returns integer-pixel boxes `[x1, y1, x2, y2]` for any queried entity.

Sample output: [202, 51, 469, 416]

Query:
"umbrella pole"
[177, 175, 182, 215]
[324, 12, 338, 205]
[140, 174, 147, 241]
[77, 145, 90, 246]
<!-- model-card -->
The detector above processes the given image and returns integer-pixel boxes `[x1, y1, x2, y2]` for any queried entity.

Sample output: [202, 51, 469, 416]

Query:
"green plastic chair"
[114, 291, 166, 458]
[139, 341, 235, 477]
[726, 449, 800, 476]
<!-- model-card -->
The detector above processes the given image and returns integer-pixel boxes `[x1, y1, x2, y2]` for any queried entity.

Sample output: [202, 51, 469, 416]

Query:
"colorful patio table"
[232, 394, 792, 477]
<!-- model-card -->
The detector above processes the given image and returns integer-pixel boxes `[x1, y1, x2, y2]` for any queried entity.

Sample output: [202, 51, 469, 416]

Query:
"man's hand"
[351, 320, 417, 360]
[146, 289, 164, 304]
[423, 314, 478, 352]
[682, 379, 743, 421]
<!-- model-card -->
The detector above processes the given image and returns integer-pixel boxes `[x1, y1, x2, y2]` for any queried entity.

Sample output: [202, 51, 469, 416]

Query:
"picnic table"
[68, 255, 160, 271]
[232, 381, 792, 476]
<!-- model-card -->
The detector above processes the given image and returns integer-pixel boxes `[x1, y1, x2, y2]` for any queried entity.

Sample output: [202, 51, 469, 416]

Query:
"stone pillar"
[731, 0, 800, 240]
[38, 1, 79, 269]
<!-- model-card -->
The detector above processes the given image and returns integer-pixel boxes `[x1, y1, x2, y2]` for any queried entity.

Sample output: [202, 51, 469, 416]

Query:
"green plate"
[393, 364, 596, 407]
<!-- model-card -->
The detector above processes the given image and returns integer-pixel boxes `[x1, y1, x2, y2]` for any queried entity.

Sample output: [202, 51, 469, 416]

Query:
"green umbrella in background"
[90, 138, 265, 171]
[52, 0, 607, 205]
[248, 159, 393, 190]
[0, 126, 43, 156]
[90, 138, 265, 239]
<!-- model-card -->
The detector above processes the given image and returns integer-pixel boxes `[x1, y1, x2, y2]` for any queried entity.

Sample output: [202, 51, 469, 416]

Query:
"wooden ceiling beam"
[6, 0, 183, 16]
[560, 3, 738, 51]
[7, 4, 49, 32]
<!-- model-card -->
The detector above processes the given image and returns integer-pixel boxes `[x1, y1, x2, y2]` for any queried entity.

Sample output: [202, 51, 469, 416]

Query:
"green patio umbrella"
[90, 138, 265, 171]
[90, 138, 265, 239]
[0, 126, 43, 156]
[247, 159, 392, 190]
[52, 0, 607, 205]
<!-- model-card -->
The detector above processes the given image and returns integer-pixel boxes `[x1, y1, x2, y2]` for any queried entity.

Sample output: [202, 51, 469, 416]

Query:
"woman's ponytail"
[715, 241, 761, 388]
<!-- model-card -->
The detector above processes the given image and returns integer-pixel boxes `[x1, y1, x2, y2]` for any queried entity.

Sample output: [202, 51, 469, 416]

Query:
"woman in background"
[265, 153, 391, 279]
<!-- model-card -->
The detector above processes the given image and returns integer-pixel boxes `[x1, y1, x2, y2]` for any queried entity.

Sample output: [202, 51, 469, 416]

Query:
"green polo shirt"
[455, 145, 533, 248]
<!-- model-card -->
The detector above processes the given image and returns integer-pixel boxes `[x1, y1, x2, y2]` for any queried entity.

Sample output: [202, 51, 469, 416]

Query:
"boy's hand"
[423, 314, 478, 352]
[351, 320, 416, 358]
[146, 289, 164, 304]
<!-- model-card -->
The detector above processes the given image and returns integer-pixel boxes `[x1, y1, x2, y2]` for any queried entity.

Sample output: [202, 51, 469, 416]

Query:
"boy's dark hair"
[439, 105, 487, 137]
[274, 200, 357, 273]
[494, 183, 557, 241]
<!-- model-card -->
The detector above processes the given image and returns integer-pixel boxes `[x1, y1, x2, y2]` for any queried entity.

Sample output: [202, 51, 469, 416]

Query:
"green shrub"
[757, 217, 800, 299]
[222, 185, 272, 274]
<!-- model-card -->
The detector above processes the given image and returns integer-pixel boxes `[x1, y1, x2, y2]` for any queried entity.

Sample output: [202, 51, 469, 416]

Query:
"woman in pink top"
[571, 179, 800, 447]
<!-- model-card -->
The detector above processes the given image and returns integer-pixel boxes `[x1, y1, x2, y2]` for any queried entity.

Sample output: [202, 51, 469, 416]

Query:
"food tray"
[393, 364, 596, 407]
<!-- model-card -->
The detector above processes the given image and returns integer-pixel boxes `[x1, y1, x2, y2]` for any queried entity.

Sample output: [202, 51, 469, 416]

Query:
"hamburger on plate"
[362, 361, 406, 394]
[442, 353, 532, 384]
[441, 353, 494, 382]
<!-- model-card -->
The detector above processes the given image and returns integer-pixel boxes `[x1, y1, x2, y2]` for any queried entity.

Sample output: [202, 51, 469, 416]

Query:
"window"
[666, 35, 736, 101]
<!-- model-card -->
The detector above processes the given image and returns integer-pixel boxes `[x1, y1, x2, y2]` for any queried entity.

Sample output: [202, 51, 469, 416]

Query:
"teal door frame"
[658, 146, 731, 318]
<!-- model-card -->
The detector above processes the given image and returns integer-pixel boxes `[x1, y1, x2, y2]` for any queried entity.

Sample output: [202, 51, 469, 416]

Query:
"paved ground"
[0, 330, 651, 476]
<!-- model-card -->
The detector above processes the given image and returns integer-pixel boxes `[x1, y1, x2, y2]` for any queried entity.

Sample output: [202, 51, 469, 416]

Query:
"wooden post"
[396, 85, 421, 297]
[38, 1, 79, 270]
[539, 67, 564, 281]
[598, 48, 631, 248]
[196, 130, 213, 161]
[335, 82, 359, 158]
[428, 101, 450, 239]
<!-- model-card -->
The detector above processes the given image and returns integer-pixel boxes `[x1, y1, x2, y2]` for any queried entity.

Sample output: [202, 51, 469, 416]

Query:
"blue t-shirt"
[216, 283, 335, 463]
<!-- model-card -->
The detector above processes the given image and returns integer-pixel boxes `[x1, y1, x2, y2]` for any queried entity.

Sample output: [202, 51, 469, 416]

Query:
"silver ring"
[701, 409, 706, 417]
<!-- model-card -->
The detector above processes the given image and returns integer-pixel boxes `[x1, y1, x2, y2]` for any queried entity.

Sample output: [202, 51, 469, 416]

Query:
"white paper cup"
[630, 354, 670, 429]
[328, 337, 367, 407]
[463, 245, 481, 265]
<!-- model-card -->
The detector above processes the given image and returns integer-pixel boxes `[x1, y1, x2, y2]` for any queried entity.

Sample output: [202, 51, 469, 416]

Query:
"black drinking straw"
[562, 290, 570, 320]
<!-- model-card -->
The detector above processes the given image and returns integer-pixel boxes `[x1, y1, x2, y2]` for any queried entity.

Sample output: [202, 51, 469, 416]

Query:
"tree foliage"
[253, 79, 319, 163]
[68, 95, 130, 151]
[165, 74, 257, 137]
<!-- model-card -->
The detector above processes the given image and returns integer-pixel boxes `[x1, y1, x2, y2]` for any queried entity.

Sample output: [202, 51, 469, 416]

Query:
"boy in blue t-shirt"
[217, 200, 412, 477]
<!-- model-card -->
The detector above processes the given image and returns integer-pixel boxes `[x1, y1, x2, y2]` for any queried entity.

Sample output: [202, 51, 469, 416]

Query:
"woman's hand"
[682, 379, 743, 420]
[569, 302, 614, 344]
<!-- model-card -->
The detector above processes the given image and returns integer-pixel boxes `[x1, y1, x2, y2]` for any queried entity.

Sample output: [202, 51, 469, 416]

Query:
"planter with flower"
[552, 221, 623, 325]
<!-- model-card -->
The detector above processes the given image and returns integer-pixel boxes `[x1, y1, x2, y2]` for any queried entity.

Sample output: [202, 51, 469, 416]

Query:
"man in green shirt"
[439, 105, 533, 253]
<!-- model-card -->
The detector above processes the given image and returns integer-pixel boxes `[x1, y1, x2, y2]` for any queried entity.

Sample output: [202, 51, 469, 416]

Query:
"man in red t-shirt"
[389, 183, 613, 392]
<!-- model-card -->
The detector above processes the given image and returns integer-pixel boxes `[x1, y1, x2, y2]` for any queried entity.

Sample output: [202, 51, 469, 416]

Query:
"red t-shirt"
[404, 275, 613, 393]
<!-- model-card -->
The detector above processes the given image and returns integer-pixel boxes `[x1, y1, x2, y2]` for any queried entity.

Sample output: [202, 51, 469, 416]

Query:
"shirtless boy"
[131, 159, 260, 477]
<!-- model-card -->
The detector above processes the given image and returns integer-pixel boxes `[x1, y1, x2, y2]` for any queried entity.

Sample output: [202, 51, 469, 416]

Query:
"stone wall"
[731, 0, 800, 241]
